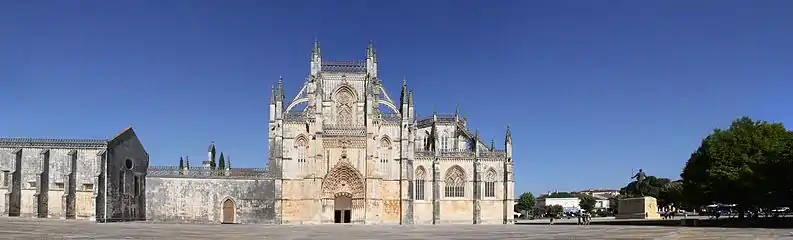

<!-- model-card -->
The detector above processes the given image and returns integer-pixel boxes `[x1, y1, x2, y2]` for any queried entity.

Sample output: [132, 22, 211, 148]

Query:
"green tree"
[515, 192, 536, 215]
[227, 155, 231, 169]
[547, 205, 564, 218]
[620, 175, 671, 198]
[608, 196, 620, 214]
[178, 157, 184, 176]
[533, 205, 548, 217]
[681, 117, 792, 218]
[185, 156, 190, 169]
[579, 195, 596, 213]
[218, 152, 226, 174]
[547, 192, 576, 198]
[658, 180, 684, 209]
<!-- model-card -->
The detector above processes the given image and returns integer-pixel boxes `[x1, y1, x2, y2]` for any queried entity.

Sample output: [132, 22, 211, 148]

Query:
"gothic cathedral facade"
[270, 41, 515, 224]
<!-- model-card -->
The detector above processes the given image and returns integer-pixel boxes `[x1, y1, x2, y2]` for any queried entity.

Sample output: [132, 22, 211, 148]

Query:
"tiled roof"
[0, 138, 108, 148]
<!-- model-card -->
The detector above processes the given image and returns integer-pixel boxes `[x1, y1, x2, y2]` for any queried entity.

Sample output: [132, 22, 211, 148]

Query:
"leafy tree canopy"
[515, 192, 536, 213]
[578, 195, 596, 213]
[681, 117, 793, 217]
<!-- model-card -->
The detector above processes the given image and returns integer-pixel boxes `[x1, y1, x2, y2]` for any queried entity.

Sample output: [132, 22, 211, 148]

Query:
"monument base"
[615, 196, 661, 220]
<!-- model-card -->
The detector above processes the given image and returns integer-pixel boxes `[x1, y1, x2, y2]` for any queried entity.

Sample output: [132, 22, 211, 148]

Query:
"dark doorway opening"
[333, 195, 352, 223]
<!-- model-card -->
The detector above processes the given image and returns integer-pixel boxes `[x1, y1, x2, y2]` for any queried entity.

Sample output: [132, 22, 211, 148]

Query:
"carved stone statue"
[631, 169, 647, 197]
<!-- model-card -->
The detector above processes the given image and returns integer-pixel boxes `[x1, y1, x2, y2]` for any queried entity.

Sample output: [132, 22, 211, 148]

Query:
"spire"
[433, 104, 437, 116]
[455, 104, 459, 116]
[208, 141, 216, 153]
[277, 76, 284, 102]
[366, 40, 377, 62]
[491, 138, 495, 151]
[367, 40, 373, 57]
[505, 124, 512, 142]
[400, 77, 408, 103]
[312, 37, 321, 55]
[270, 85, 275, 104]
[408, 90, 414, 106]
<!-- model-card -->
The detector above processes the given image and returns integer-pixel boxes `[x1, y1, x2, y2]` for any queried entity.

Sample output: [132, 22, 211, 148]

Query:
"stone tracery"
[415, 166, 427, 200]
[484, 168, 497, 197]
[321, 161, 365, 199]
[444, 165, 466, 198]
[334, 86, 356, 125]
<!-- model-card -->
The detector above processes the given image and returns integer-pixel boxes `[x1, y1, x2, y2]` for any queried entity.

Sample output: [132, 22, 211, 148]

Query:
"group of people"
[577, 212, 592, 225]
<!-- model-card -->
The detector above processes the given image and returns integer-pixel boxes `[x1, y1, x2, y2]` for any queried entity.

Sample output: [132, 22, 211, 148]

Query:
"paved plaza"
[0, 217, 791, 240]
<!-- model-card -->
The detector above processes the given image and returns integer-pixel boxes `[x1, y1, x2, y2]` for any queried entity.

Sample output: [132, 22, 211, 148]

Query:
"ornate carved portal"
[322, 160, 365, 224]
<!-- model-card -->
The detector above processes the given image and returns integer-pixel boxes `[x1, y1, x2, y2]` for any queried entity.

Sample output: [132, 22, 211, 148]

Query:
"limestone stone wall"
[107, 135, 149, 221]
[413, 202, 433, 224]
[145, 177, 278, 224]
[480, 200, 504, 224]
[0, 147, 103, 220]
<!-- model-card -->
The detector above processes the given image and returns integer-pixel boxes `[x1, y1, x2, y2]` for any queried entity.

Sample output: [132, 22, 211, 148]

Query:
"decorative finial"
[278, 76, 283, 83]
[402, 76, 407, 87]
[455, 104, 459, 115]
[433, 104, 437, 115]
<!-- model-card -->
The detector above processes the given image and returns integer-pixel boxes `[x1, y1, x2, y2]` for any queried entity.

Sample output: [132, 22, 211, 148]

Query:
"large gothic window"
[379, 138, 391, 176]
[444, 166, 465, 198]
[335, 87, 355, 125]
[296, 137, 308, 175]
[415, 167, 426, 200]
[484, 168, 497, 198]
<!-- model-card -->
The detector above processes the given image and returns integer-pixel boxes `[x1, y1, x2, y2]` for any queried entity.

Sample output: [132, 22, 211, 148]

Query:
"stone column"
[61, 174, 69, 219]
[431, 157, 440, 224]
[473, 158, 481, 224]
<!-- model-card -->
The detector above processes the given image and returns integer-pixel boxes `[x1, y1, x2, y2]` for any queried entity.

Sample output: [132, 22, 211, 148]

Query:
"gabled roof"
[0, 126, 141, 150]
[0, 137, 107, 148]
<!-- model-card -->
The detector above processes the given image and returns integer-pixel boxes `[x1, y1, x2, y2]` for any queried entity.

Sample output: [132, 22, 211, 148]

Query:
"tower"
[203, 141, 216, 168]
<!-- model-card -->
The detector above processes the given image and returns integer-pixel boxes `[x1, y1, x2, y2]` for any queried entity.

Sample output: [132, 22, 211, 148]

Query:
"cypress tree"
[185, 156, 190, 169]
[178, 157, 184, 175]
[218, 152, 226, 174]
[227, 155, 231, 169]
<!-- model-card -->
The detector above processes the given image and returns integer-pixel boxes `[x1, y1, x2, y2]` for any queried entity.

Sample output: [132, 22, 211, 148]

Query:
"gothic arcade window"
[484, 168, 497, 198]
[415, 167, 426, 200]
[119, 171, 125, 194]
[335, 87, 355, 125]
[379, 138, 391, 175]
[134, 176, 141, 196]
[296, 137, 308, 175]
[441, 132, 449, 150]
[444, 166, 465, 198]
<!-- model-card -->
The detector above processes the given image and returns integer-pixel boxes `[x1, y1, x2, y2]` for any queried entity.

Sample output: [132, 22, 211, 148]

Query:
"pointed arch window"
[484, 168, 497, 198]
[444, 166, 465, 198]
[296, 137, 308, 175]
[415, 167, 426, 200]
[379, 138, 391, 176]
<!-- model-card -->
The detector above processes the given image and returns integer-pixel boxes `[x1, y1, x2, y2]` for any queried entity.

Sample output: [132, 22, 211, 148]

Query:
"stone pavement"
[0, 217, 791, 240]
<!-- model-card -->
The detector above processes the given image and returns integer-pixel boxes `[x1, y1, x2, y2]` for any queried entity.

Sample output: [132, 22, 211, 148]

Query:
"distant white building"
[578, 189, 620, 198]
[539, 197, 581, 213]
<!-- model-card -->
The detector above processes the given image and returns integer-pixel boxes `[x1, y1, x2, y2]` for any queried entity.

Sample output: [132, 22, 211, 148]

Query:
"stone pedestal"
[615, 196, 660, 220]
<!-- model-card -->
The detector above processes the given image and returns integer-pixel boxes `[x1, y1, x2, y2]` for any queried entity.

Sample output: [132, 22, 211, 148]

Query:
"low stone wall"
[145, 177, 279, 224]
[516, 217, 793, 228]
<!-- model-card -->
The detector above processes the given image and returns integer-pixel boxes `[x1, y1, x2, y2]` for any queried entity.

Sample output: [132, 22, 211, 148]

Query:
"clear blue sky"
[2, 1, 792, 196]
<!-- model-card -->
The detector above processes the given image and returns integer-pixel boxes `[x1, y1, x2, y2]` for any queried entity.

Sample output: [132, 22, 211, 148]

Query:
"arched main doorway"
[221, 198, 235, 224]
[334, 193, 352, 223]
